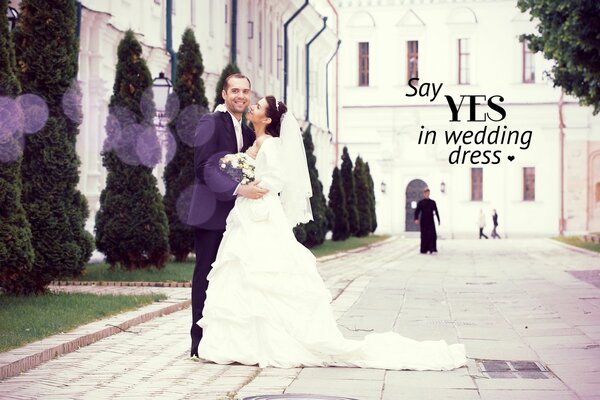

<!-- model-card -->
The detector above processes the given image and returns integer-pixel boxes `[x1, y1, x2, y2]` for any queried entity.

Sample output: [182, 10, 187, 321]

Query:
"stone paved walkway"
[1, 238, 600, 400]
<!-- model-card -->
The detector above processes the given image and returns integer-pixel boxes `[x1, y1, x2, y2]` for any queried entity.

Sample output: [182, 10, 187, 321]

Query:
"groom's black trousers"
[191, 228, 225, 357]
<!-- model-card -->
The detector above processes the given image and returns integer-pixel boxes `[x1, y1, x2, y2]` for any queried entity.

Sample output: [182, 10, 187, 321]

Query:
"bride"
[197, 96, 467, 370]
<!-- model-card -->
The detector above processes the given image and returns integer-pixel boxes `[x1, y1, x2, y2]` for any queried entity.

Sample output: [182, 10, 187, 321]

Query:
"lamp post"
[6, 2, 18, 32]
[152, 72, 173, 127]
[440, 181, 446, 194]
[380, 181, 387, 194]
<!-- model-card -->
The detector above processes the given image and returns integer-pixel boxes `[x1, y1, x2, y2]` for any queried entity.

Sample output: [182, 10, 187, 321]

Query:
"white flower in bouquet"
[219, 152, 255, 184]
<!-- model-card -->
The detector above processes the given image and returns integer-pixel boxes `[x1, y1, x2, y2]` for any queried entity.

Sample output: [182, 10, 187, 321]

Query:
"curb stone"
[2, 237, 395, 380]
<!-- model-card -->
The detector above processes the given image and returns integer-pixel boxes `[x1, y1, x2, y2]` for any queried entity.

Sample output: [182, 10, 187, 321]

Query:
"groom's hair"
[223, 73, 252, 92]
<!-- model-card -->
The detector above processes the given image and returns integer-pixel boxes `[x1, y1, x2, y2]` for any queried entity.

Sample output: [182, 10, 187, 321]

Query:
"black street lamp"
[6, 2, 18, 32]
[152, 72, 172, 124]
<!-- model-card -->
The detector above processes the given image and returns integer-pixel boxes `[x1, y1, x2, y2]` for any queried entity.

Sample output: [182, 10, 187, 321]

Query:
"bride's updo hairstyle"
[264, 96, 287, 138]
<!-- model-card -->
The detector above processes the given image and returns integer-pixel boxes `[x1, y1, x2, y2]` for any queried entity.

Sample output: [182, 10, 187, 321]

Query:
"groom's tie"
[235, 123, 242, 152]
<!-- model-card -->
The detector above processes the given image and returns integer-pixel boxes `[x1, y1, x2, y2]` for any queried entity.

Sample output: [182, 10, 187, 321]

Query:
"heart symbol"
[508, 155, 515, 161]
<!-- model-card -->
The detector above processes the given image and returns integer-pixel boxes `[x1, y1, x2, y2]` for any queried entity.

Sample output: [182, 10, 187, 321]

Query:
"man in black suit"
[189, 73, 268, 358]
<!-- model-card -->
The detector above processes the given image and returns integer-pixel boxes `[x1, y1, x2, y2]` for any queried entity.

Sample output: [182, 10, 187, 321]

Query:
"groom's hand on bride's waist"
[236, 181, 269, 200]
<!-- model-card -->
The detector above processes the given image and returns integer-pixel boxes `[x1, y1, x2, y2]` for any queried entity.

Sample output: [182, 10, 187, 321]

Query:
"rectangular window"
[523, 167, 535, 201]
[269, 24, 273, 74]
[458, 38, 470, 84]
[277, 27, 282, 79]
[522, 40, 535, 83]
[258, 13, 263, 67]
[224, 1, 230, 47]
[358, 42, 369, 86]
[407, 40, 418, 81]
[471, 168, 482, 201]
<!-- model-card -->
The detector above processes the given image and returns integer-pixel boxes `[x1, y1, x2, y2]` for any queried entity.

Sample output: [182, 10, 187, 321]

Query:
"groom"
[189, 73, 268, 358]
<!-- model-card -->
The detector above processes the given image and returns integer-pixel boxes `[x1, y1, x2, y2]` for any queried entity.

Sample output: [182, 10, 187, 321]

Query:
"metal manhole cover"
[244, 396, 358, 400]
[477, 360, 553, 379]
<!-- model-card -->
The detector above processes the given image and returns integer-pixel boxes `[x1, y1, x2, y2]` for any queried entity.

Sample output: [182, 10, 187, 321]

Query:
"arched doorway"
[405, 179, 428, 231]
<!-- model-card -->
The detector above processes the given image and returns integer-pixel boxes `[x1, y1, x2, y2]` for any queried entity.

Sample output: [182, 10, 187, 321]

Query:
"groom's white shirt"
[214, 104, 244, 195]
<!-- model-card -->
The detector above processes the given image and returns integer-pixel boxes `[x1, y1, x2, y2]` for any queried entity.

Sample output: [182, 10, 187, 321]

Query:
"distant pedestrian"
[479, 209, 488, 239]
[414, 188, 440, 254]
[491, 209, 501, 239]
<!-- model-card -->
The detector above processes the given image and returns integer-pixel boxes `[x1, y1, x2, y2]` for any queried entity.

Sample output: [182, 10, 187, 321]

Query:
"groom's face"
[222, 77, 251, 116]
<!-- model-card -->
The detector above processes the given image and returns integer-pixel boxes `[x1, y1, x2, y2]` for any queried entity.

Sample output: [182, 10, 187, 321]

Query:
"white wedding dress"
[197, 137, 466, 370]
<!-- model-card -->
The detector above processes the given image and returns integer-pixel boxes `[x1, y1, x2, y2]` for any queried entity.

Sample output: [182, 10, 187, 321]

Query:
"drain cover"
[477, 360, 553, 379]
[244, 396, 358, 400]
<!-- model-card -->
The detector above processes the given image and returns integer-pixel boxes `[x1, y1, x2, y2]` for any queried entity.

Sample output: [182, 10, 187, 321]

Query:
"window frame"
[358, 42, 369, 87]
[471, 167, 483, 201]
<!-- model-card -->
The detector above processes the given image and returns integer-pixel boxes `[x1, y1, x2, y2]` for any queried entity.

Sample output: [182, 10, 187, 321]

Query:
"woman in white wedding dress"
[197, 96, 466, 370]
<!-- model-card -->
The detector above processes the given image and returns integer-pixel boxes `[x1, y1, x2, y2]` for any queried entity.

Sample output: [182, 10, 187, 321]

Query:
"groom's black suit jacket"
[189, 110, 255, 231]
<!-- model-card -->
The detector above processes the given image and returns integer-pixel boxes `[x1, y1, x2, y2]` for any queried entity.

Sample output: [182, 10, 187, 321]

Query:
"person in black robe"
[414, 188, 440, 254]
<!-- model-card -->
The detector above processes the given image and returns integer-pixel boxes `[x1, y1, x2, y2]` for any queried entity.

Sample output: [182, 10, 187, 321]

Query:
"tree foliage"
[163, 29, 209, 262]
[340, 146, 359, 236]
[353, 156, 372, 237]
[328, 167, 349, 241]
[365, 162, 377, 233]
[95, 31, 169, 270]
[0, 0, 35, 295]
[13, 0, 93, 293]
[294, 126, 328, 248]
[518, 0, 600, 113]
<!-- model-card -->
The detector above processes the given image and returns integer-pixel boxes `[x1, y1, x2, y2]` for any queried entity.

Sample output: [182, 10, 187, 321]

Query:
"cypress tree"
[95, 31, 169, 270]
[328, 167, 349, 241]
[294, 127, 328, 248]
[340, 146, 359, 236]
[365, 162, 377, 232]
[163, 29, 208, 262]
[0, 0, 35, 295]
[14, 0, 93, 293]
[213, 62, 241, 109]
[353, 156, 372, 237]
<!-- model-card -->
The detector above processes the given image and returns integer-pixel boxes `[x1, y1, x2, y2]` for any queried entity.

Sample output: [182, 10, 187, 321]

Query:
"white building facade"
[336, 0, 600, 237]
[70, 0, 340, 231]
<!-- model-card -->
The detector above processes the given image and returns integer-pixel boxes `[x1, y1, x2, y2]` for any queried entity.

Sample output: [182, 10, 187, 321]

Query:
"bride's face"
[247, 98, 272, 127]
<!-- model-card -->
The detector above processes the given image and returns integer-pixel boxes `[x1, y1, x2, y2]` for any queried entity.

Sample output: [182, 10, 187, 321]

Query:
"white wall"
[337, 0, 598, 236]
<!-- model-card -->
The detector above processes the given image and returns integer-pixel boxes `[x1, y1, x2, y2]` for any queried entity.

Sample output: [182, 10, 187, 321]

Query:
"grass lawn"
[311, 234, 390, 258]
[553, 236, 600, 253]
[0, 292, 166, 352]
[76, 234, 391, 282]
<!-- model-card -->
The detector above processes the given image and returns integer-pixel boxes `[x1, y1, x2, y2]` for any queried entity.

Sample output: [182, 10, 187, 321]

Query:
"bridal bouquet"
[219, 153, 255, 185]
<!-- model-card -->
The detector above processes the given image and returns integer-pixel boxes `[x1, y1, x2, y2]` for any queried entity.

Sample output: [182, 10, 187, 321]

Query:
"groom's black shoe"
[190, 324, 202, 357]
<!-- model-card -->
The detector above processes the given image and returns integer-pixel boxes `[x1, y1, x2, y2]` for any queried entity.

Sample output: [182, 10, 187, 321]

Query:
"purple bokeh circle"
[175, 104, 210, 147]
[62, 80, 83, 124]
[16, 94, 49, 134]
[177, 184, 217, 226]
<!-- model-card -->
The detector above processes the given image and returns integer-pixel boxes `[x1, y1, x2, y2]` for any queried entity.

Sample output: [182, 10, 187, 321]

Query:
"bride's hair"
[264, 96, 287, 138]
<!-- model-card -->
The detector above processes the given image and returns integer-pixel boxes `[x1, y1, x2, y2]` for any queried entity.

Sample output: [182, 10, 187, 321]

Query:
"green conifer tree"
[353, 156, 372, 237]
[95, 31, 169, 270]
[163, 29, 209, 262]
[365, 162, 377, 232]
[328, 167, 350, 241]
[294, 127, 328, 247]
[340, 146, 359, 236]
[14, 0, 93, 293]
[0, 0, 35, 295]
